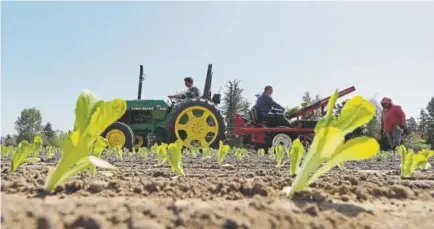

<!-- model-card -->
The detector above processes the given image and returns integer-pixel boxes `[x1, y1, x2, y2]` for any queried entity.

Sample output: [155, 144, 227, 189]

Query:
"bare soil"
[1, 152, 434, 229]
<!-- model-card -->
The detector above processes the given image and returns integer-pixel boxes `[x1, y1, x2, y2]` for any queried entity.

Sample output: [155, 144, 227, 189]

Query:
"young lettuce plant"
[202, 145, 213, 161]
[137, 147, 150, 159]
[420, 149, 433, 170]
[10, 135, 43, 172]
[45, 145, 58, 160]
[217, 141, 230, 166]
[89, 136, 109, 175]
[288, 138, 305, 175]
[44, 90, 126, 192]
[396, 145, 428, 177]
[257, 148, 265, 157]
[167, 139, 185, 176]
[285, 90, 379, 197]
[233, 147, 248, 161]
[2, 145, 15, 158]
[157, 143, 168, 166]
[268, 146, 276, 159]
[275, 144, 285, 168]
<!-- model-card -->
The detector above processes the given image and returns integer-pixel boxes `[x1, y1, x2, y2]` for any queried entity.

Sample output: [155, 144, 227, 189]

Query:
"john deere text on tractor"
[102, 64, 226, 150]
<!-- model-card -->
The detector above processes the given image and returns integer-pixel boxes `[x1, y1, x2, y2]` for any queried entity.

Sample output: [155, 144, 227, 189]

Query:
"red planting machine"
[232, 86, 356, 150]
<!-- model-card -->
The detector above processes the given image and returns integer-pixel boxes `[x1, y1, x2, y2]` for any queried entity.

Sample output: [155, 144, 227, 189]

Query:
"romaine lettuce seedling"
[257, 148, 265, 157]
[420, 149, 433, 170]
[233, 147, 248, 161]
[275, 144, 285, 168]
[44, 90, 126, 192]
[396, 145, 428, 177]
[167, 139, 185, 176]
[217, 141, 230, 165]
[285, 90, 379, 197]
[10, 135, 43, 172]
[202, 145, 213, 160]
[157, 143, 168, 165]
[288, 138, 305, 175]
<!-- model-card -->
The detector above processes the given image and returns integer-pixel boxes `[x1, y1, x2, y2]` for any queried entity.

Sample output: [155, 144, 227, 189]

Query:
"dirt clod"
[89, 181, 108, 193]
[131, 218, 165, 229]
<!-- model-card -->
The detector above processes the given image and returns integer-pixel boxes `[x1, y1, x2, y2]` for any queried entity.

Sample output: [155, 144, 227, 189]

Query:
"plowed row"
[1, 152, 434, 229]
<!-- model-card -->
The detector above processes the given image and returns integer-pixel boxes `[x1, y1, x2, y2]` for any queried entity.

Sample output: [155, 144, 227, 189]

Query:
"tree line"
[2, 108, 66, 147]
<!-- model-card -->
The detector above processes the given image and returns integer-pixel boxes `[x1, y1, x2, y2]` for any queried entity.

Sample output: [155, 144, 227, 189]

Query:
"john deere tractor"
[101, 64, 226, 150]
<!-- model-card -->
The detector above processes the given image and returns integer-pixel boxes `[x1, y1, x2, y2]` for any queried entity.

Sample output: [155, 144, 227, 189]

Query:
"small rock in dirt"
[133, 186, 142, 193]
[152, 171, 165, 177]
[388, 185, 411, 199]
[131, 218, 165, 229]
[66, 180, 84, 192]
[222, 164, 235, 170]
[89, 181, 108, 193]
[303, 205, 319, 216]
[223, 219, 238, 229]
[349, 177, 359, 185]
[355, 188, 368, 201]
[36, 215, 52, 229]
[1, 181, 12, 191]
[312, 191, 326, 202]
[11, 178, 26, 188]
[431, 191, 434, 198]
[71, 215, 103, 229]
[338, 185, 349, 195]
[340, 195, 350, 202]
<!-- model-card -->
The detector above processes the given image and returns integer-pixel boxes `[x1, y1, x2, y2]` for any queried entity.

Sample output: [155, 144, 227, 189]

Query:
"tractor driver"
[183, 77, 200, 99]
[255, 85, 289, 127]
[175, 77, 200, 99]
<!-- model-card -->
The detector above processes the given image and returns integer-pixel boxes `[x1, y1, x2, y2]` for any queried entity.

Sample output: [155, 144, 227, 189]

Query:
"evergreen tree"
[364, 98, 381, 137]
[418, 109, 429, 132]
[406, 117, 418, 133]
[221, 80, 245, 138]
[425, 97, 434, 148]
[43, 122, 55, 139]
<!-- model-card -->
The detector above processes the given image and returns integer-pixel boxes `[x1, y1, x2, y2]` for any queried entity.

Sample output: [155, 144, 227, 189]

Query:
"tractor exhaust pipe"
[137, 65, 144, 100]
[202, 63, 212, 99]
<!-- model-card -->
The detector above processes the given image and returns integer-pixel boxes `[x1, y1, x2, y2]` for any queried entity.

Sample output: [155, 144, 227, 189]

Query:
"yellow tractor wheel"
[102, 122, 135, 150]
[165, 98, 225, 149]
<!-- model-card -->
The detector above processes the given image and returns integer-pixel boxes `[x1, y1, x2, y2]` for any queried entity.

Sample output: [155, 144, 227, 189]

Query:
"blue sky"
[1, 1, 433, 135]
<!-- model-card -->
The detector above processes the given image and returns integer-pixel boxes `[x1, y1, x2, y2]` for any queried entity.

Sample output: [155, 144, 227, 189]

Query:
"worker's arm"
[396, 106, 406, 128]
[264, 94, 285, 111]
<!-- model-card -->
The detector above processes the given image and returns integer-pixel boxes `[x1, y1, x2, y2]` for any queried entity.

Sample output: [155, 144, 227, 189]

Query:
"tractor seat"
[249, 106, 267, 124]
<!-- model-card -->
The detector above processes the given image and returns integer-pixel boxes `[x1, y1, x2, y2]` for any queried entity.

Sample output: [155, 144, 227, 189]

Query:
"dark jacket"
[255, 92, 285, 118]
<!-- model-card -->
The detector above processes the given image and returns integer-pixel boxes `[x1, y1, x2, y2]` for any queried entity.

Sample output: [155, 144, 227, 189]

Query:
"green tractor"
[101, 64, 226, 150]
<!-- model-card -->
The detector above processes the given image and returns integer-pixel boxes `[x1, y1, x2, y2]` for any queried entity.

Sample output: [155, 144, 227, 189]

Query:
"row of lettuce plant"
[1, 89, 432, 196]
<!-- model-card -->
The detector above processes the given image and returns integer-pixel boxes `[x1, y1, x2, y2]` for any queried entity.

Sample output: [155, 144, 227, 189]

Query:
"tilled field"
[1, 152, 434, 229]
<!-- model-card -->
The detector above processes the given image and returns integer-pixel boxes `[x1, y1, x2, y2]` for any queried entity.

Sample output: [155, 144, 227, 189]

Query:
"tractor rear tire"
[165, 98, 225, 149]
[102, 122, 135, 150]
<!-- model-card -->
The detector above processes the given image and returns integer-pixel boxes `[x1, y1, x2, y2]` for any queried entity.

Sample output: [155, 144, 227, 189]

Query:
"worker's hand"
[399, 125, 409, 135]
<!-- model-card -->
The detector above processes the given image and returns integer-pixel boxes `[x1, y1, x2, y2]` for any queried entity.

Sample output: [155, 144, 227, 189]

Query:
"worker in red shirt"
[380, 97, 407, 150]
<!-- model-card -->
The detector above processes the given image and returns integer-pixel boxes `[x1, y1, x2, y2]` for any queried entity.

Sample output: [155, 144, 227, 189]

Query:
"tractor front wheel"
[102, 122, 135, 150]
[165, 98, 226, 149]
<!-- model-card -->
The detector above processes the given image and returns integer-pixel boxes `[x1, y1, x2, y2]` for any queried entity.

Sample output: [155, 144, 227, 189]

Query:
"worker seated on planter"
[255, 85, 289, 127]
